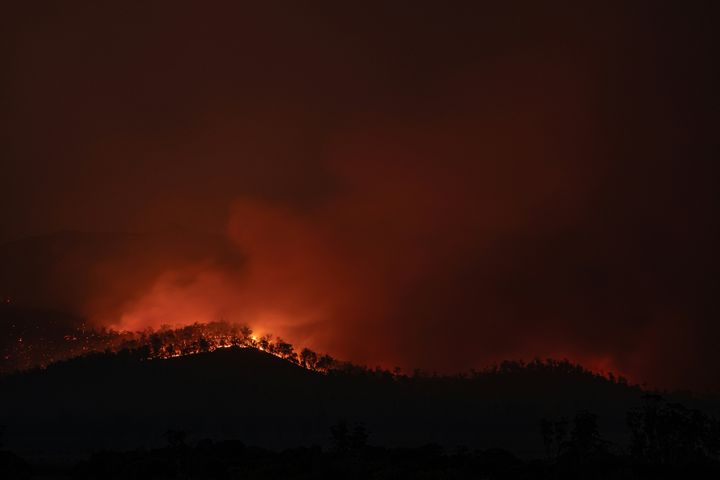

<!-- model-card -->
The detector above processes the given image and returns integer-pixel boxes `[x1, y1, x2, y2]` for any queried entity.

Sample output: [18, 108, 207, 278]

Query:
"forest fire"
[0, 317, 338, 375]
[0, 309, 631, 389]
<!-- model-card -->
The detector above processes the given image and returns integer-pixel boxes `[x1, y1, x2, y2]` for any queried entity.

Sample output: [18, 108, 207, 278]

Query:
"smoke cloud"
[1, 2, 718, 390]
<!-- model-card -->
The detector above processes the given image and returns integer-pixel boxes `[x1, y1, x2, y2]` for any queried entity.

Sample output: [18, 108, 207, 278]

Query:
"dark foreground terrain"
[3, 434, 720, 480]
[1, 347, 719, 479]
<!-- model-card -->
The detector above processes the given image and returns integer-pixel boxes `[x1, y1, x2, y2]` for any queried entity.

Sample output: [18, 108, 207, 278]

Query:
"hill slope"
[4, 347, 709, 460]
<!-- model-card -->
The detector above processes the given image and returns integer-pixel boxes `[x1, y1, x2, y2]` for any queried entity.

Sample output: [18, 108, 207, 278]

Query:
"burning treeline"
[129, 322, 339, 371]
[1, 320, 339, 375]
[1, 311, 632, 390]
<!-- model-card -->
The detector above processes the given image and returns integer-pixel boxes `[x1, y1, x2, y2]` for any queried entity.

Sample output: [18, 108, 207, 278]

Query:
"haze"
[2, 2, 718, 391]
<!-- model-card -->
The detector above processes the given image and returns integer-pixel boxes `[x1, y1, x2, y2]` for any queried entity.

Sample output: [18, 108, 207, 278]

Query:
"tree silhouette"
[564, 410, 608, 458]
[540, 417, 568, 460]
[350, 423, 368, 450]
[330, 421, 350, 453]
[258, 335, 272, 352]
[541, 411, 610, 464]
[315, 354, 336, 372]
[274, 338, 298, 363]
[628, 394, 720, 465]
[149, 333, 163, 357]
[330, 421, 368, 453]
[197, 336, 211, 352]
[299, 348, 318, 370]
[164, 429, 187, 449]
[239, 325, 253, 346]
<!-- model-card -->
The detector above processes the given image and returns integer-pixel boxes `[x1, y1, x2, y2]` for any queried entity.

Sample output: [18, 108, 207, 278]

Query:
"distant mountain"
[3, 347, 716, 461]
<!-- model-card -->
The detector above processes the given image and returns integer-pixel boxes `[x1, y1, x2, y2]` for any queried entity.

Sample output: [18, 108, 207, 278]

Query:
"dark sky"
[2, 2, 719, 390]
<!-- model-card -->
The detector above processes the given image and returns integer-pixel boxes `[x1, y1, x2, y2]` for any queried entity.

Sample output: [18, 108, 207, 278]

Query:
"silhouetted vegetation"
[1, 308, 643, 390]
[330, 420, 368, 453]
[2, 408, 719, 479]
[627, 394, 720, 467]
[0, 311, 346, 376]
[2, 335, 720, 478]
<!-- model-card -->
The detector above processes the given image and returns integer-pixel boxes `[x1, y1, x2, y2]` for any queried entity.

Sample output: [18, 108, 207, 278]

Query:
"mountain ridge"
[4, 346, 713, 461]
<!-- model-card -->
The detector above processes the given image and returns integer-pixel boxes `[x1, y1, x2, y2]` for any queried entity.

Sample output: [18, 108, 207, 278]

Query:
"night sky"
[2, 2, 719, 391]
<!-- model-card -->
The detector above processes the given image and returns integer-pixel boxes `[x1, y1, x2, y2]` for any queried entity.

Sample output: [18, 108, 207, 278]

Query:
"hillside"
[3, 347, 709, 461]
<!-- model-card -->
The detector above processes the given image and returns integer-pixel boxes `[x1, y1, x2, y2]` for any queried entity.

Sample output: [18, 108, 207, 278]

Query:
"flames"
[0, 320, 337, 374]
[0, 315, 631, 388]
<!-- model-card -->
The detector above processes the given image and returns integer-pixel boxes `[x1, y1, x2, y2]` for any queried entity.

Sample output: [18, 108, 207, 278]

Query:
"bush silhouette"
[628, 394, 720, 465]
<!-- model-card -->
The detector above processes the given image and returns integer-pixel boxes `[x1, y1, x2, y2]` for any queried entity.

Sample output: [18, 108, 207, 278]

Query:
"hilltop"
[3, 345, 713, 461]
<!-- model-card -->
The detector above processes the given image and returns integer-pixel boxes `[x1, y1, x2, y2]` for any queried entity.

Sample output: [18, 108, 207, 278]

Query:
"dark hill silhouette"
[3, 347, 718, 463]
